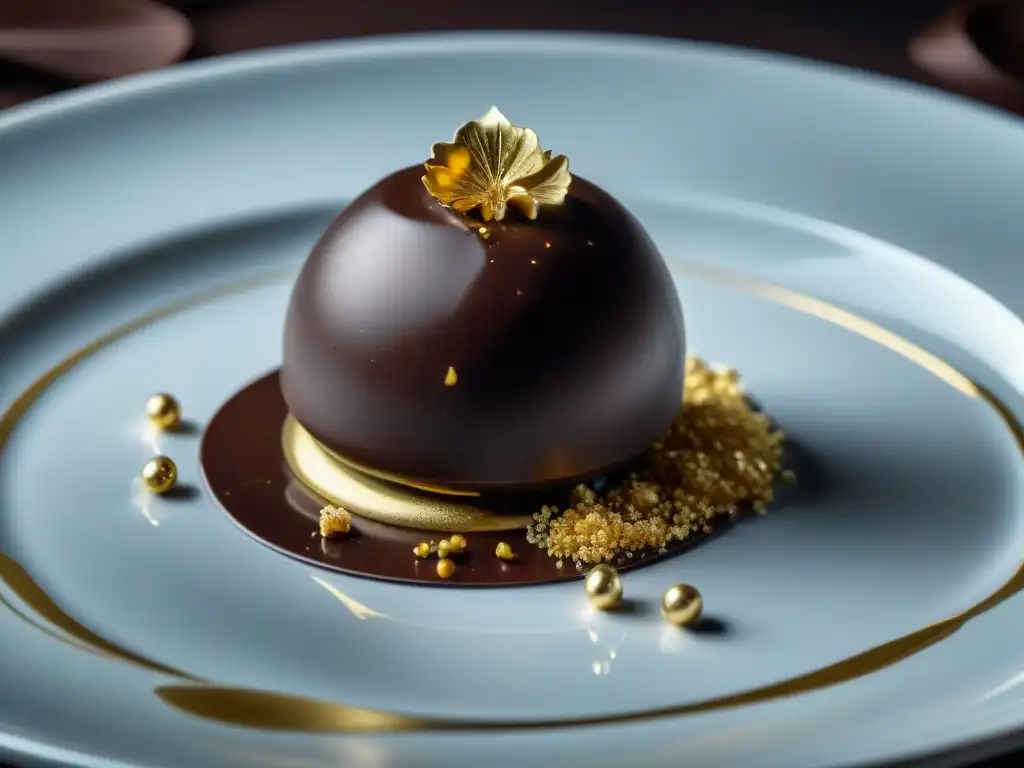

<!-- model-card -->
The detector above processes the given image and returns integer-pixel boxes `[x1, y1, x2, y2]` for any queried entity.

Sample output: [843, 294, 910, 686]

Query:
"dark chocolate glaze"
[201, 372, 724, 587]
[281, 166, 685, 492]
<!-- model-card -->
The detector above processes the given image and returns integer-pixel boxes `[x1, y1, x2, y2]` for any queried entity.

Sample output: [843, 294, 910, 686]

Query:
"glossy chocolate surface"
[281, 166, 685, 491]
[201, 372, 712, 587]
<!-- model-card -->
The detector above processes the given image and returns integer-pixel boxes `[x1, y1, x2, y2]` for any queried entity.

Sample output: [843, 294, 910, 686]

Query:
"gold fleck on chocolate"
[661, 584, 703, 627]
[584, 564, 622, 611]
[145, 393, 181, 430]
[448, 534, 467, 553]
[436, 558, 456, 579]
[422, 107, 571, 222]
[445, 366, 458, 387]
[142, 456, 177, 494]
[319, 504, 351, 537]
[413, 542, 431, 558]
[544, 241, 551, 248]
[527, 358, 786, 566]
[495, 542, 515, 561]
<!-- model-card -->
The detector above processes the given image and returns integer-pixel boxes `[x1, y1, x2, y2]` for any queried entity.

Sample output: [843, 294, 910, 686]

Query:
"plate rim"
[2, 30, 1023, 138]
[3, 29, 1024, 768]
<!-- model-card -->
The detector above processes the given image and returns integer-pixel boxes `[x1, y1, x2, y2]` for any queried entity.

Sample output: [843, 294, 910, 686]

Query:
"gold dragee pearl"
[142, 456, 177, 494]
[448, 534, 467, 553]
[661, 584, 703, 627]
[584, 564, 623, 611]
[495, 542, 515, 561]
[436, 558, 455, 579]
[145, 393, 181, 430]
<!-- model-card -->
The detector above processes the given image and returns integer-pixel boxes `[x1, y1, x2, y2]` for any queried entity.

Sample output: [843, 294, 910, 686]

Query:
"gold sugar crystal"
[527, 358, 788, 565]
[319, 504, 352, 537]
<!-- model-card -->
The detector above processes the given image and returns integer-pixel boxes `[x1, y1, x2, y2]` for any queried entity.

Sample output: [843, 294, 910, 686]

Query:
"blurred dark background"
[1, 1, 1023, 766]
[1, 0, 1023, 114]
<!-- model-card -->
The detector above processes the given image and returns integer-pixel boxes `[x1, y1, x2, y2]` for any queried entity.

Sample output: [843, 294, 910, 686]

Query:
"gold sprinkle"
[495, 542, 515, 561]
[544, 241, 551, 248]
[448, 534, 467, 553]
[444, 366, 458, 387]
[526, 357, 786, 565]
[145, 393, 181, 430]
[413, 542, 431, 558]
[586, 240, 594, 246]
[319, 504, 351, 537]
[661, 584, 703, 627]
[437, 558, 456, 579]
[141, 456, 177, 494]
[584, 564, 623, 610]
[530, 259, 537, 265]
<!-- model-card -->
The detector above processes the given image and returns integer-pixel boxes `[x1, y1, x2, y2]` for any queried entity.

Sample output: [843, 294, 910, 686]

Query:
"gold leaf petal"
[506, 191, 538, 220]
[422, 108, 572, 222]
[513, 154, 571, 207]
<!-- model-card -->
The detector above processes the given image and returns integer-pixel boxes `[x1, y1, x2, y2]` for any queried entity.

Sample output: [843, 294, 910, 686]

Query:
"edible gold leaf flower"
[422, 107, 572, 222]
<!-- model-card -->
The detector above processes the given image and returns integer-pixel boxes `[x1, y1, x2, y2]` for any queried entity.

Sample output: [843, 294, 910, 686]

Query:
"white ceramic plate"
[2, 33, 1024, 768]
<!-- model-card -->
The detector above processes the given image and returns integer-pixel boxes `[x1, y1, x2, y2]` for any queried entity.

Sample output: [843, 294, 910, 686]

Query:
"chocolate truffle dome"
[282, 161, 683, 492]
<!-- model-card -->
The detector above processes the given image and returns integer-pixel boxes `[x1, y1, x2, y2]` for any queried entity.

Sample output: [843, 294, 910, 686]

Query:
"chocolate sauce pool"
[200, 372, 731, 587]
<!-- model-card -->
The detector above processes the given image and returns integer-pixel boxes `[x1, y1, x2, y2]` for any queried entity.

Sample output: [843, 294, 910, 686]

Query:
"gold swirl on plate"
[0, 264, 1021, 733]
